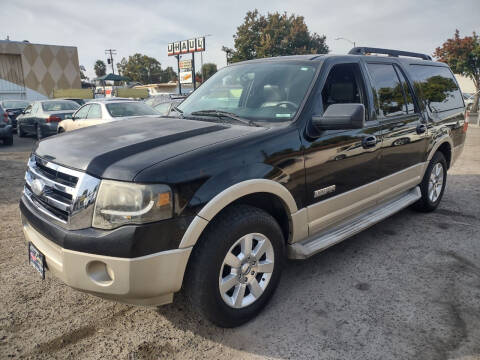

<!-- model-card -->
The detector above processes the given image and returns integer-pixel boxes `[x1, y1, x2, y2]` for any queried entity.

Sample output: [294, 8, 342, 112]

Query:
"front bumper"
[23, 218, 192, 305]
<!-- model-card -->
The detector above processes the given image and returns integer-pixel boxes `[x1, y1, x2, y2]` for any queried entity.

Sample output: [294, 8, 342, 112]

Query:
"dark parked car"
[21, 47, 467, 327]
[0, 104, 13, 145]
[17, 100, 80, 139]
[0, 100, 30, 132]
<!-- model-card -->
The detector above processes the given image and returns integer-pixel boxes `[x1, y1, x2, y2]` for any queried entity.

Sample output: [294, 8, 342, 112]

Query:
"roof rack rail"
[348, 47, 432, 61]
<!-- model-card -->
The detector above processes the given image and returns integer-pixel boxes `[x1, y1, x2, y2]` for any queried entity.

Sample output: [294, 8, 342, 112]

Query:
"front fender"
[187, 162, 295, 213]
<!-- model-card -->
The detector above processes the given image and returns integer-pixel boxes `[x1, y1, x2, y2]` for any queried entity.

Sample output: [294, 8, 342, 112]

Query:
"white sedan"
[57, 99, 161, 133]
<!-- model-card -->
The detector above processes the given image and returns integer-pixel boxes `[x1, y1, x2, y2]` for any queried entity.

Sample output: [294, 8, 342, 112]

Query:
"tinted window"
[2, 100, 30, 109]
[106, 102, 159, 117]
[409, 65, 464, 112]
[42, 101, 79, 112]
[367, 63, 406, 117]
[321, 63, 365, 112]
[394, 65, 415, 113]
[178, 62, 318, 122]
[74, 105, 90, 119]
[87, 104, 102, 119]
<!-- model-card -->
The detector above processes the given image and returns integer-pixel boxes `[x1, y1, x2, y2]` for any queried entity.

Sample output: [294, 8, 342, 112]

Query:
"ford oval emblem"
[31, 179, 45, 197]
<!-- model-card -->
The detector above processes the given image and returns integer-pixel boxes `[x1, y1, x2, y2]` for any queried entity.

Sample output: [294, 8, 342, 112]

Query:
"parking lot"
[0, 128, 479, 359]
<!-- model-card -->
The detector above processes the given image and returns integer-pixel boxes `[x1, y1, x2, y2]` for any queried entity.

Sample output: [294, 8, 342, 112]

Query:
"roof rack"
[348, 47, 432, 61]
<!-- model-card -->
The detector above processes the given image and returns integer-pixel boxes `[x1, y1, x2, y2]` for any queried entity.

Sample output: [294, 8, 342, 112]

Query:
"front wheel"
[412, 152, 447, 212]
[184, 205, 285, 327]
[3, 137, 13, 146]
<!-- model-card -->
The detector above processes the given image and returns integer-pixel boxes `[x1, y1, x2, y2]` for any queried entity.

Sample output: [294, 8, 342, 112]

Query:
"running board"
[288, 186, 421, 259]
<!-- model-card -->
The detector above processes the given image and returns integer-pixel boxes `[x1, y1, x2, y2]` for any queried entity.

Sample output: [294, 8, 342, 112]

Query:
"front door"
[303, 60, 383, 235]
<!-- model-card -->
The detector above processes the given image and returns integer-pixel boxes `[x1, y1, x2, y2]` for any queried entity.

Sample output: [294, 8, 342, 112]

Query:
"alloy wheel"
[218, 233, 274, 309]
[428, 162, 444, 203]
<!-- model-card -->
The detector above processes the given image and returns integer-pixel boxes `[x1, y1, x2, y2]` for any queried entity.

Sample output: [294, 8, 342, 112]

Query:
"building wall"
[0, 40, 81, 100]
[455, 74, 476, 94]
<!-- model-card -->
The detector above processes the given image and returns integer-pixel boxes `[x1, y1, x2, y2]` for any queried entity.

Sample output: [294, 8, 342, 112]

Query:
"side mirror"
[312, 103, 365, 130]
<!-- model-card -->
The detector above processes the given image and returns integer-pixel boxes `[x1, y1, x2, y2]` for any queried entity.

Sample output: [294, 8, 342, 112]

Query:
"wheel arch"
[427, 137, 453, 169]
[178, 179, 298, 249]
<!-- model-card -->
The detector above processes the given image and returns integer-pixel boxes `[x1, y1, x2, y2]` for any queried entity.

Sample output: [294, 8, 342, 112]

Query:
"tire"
[412, 152, 447, 212]
[184, 204, 285, 327]
[57, 127, 65, 134]
[18, 125, 25, 137]
[36, 124, 43, 140]
[3, 136, 13, 146]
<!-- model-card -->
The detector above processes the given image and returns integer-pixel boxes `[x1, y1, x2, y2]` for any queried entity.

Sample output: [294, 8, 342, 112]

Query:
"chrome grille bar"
[23, 154, 101, 230]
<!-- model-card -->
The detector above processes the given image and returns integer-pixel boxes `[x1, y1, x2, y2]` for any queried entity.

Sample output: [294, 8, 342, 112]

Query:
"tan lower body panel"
[23, 219, 192, 306]
[304, 163, 425, 237]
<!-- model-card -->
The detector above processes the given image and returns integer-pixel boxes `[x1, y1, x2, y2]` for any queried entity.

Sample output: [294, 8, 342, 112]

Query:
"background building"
[0, 40, 81, 100]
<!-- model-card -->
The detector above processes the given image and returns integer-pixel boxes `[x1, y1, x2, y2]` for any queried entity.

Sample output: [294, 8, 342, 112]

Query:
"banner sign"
[179, 59, 192, 70]
[180, 71, 193, 84]
[168, 37, 205, 56]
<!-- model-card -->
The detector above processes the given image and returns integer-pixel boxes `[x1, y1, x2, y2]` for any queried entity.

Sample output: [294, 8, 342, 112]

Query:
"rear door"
[365, 61, 428, 199]
[303, 59, 383, 234]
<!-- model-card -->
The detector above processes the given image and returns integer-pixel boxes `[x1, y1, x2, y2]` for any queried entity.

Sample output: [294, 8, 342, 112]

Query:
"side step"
[288, 186, 421, 259]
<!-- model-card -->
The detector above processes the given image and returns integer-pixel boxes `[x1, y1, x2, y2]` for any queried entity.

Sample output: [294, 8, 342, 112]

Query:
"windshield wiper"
[190, 110, 258, 127]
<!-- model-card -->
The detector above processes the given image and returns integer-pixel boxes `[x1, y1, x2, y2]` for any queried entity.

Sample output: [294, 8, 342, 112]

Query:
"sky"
[3, 0, 479, 80]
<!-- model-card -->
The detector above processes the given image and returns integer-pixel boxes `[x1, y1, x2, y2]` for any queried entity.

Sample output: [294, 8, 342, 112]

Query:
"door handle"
[362, 135, 377, 149]
[416, 124, 427, 134]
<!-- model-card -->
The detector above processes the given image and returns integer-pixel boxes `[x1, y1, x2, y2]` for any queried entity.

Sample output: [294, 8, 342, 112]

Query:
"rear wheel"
[184, 205, 285, 327]
[412, 152, 447, 212]
[57, 127, 65, 134]
[18, 125, 25, 137]
[36, 124, 43, 140]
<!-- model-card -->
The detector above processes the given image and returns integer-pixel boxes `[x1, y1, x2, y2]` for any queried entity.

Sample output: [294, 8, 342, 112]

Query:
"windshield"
[2, 100, 30, 109]
[106, 102, 160, 117]
[42, 101, 79, 112]
[178, 62, 318, 123]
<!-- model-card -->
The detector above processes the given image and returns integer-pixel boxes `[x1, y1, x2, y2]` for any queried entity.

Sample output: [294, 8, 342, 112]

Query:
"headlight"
[92, 180, 173, 230]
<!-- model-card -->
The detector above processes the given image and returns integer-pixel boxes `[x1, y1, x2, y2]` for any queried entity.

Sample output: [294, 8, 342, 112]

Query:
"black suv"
[20, 48, 467, 327]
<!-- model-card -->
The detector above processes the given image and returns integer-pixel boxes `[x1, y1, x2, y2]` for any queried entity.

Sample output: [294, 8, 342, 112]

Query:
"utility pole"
[105, 49, 117, 74]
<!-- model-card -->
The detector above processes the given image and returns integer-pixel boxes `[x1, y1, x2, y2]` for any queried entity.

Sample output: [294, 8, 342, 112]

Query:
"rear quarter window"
[408, 65, 464, 113]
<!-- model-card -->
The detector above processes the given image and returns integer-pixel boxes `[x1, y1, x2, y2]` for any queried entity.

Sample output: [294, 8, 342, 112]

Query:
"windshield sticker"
[275, 113, 291, 118]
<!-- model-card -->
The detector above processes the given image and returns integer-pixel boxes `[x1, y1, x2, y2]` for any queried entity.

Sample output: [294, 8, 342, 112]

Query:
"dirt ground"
[1, 129, 480, 360]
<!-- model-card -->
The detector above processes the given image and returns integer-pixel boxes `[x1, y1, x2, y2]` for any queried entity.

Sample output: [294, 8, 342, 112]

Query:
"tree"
[223, 10, 329, 63]
[434, 30, 480, 112]
[79, 65, 87, 80]
[116, 54, 177, 84]
[196, 63, 217, 82]
[94, 60, 106, 78]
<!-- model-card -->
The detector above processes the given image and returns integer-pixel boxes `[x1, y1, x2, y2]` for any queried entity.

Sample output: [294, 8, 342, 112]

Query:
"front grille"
[23, 155, 101, 230]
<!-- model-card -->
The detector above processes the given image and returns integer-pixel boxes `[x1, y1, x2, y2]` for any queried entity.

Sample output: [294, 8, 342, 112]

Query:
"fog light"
[86, 261, 114, 285]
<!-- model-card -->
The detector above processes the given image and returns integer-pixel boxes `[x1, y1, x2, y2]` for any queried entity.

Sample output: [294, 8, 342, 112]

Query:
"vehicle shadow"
[159, 174, 480, 359]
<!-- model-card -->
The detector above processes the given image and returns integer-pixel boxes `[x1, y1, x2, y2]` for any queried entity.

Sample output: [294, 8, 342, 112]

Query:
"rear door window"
[409, 65, 464, 113]
[366, 63, 407, 118]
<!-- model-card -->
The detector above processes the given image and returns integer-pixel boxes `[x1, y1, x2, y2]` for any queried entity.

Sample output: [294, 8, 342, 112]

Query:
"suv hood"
[34, 117, 264, 180]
